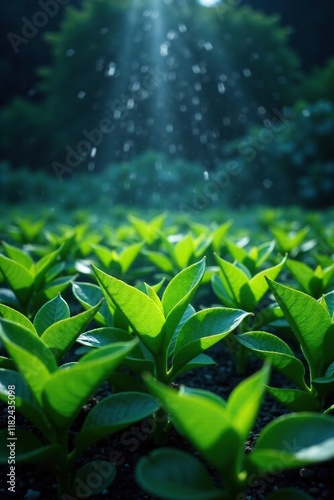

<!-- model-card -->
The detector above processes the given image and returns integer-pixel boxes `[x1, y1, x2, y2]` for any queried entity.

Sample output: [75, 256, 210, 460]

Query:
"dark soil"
[1, 341, 334, 500]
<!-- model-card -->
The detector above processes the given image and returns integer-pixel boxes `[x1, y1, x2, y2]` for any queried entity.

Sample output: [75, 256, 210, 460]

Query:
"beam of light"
[198, 0, 221, 7]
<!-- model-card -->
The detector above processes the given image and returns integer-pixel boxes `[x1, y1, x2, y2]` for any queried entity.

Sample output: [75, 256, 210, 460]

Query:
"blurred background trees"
[1, 0, 333, 208]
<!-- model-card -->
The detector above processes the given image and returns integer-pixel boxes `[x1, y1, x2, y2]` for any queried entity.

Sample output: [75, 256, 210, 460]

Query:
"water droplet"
[218, 82, 226, 94]
[107, 62, 116, 76]
[77, 91, 86, 99]
[91, 147, 97, 158]
[160, 43, 169, 57]
[66, 49, 75, 57]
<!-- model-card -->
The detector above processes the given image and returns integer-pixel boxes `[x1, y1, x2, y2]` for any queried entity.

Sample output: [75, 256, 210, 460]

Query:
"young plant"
[226, 239, 276, 275]
[85, 259, 249, 440]
[0, 294, 102, 369]
[237, 278, 334, 413]
[269, 225, 312, 256]
[0, 322, 159, 498]
[91, 241, 144, 280]
[286, 258, 334, 298]
[0, 242, 75, 315]
[212, 254, 286, 372]
[136, 366, 334, 499]
[144, 231, 212, 277]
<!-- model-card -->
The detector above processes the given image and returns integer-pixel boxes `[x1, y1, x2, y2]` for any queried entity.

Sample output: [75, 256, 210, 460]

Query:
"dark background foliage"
[1, 0, 334, 208]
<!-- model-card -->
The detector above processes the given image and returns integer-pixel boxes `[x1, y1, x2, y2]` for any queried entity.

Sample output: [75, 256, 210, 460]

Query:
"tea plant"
[237, 278, 334, 413]
[286, 258, 334, 298]
[212, 254, 286, 372]
[0, 321, 159, 498]
[0, 294, 102, 369]
[136, 366, 334, 499]
[0, 242, 75, 315]
[82, 259, 249, 441]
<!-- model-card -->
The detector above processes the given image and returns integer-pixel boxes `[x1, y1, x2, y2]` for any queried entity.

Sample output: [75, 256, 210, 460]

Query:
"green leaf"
[0, 369, 51, 437]
[213, 254, 251, 308]
[171, 308, 250, 378]
[0, 303, 36, 335]
[227, 365, 269, 443]
[33, 294, 70, 335]
[73, 461, 116, 498]
[42, 341, 137, 429]
[266, 387, 321, 412]
[248, 256, 286, 306]
[40, 300, 103, 362]
[312, 375, 334, 399]
[0, 320, 55, 404]
[144, 374, 240, 472]
[286, 259, 317, 296]
[266, 278, 332, 378]
[0, 429, 62, 465]
[92, 265, 165, 353]
[143, 250, 174, 273]
[34, 246, 63, 287]
[76, 392, 159, 450]
[174, 233, 195, 269]
[237, 332, 307, 390]
[136, 448, 223, 500]
[36, 275, 76, 303]
[78, 327, 133, 347]
[2, 241, 34, 270]
[322, 290, 334, 319]
[119, 242, 144, 273]
[211, 221, 232, 252]
[162, 258, 206, 345]
[252, 413, 334, 471]
[72, 281, 112, 326]
[0, 254, 34, 304]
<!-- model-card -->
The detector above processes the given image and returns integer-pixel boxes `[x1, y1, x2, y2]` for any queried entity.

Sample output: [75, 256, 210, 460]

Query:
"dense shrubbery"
[219, 100, 334, 207]
[0, 0, 301, 170]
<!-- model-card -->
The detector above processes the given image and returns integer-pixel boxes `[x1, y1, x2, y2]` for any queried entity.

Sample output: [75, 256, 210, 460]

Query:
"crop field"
[0, 207, 334, 499]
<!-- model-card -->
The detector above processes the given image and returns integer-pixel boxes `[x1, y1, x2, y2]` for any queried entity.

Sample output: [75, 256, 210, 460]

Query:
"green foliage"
[0, 243, 75, 315]
[88, 259, 249, 388]
[0, 328, 158, 497]
[1, 0, 301, 170]
[136, 368, 334, 499]
[221, 100, 334, 207]
[238, 279, 334, 412]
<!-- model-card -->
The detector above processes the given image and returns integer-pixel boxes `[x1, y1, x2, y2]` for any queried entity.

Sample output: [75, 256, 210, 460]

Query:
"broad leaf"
[227, 364, 269, 443]
[144, 374, 240, 472]
[266, 387, 321, 412]
[0, 321, 55, 404]
[33, 294, 70, 335]
[248, 257, 286, 307]
[43, 341, 137, 428]
[136, 448, 222, 500]
[40, 300, 103, 362]
[76, 392, 159, 450]
[92, 265, 165, 353]
[0, 303, 36, 335]
[2, 241, 34, 270]
[0, 369, 51, 437]
[213, 255, 250, 308]
[0, 254, 33, 304]
[72, 281, 112, 325]
[237, 332, 307, 390]
[266, 278, 332, 378]
[171, 308, 250, 377]
[251, 413, 334, 471]
[162, 259, 206, 345]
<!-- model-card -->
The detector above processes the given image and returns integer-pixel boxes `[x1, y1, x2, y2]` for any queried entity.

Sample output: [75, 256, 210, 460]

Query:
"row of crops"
[0, 210, 334, 499]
